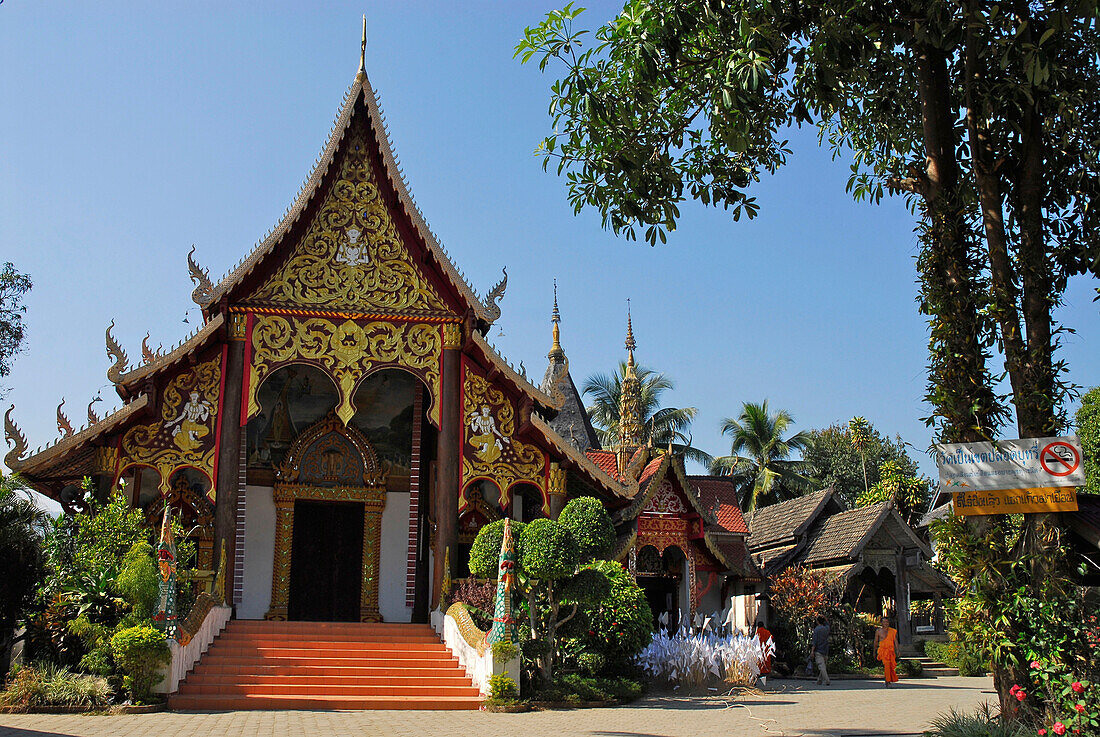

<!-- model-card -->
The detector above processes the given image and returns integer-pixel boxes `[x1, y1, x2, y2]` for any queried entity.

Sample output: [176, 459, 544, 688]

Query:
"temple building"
[3, 45, 757, 635]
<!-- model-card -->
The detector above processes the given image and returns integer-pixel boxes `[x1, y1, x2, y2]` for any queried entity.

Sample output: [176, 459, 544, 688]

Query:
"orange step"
[168, 620, 481, 711]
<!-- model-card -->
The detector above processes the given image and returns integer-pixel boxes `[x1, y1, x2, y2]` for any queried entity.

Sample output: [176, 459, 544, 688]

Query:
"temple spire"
[358, 15, 367, 77]
[549, 279, 564, 361]
[618, 301, 643, 473]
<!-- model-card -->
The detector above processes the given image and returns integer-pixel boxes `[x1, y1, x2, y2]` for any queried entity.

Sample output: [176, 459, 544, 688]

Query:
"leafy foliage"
[1074, 387, 1100, 495]
[857, 460, 932, 526]
[487, 671, 519, 701]
[520, 518, 579, 581]
[0, 662, 110, 709]
[924, 640, 988, 678]
[710, 400, 818, 512]
[109, 625, 169, 704]
[0, 476, 49, 637]
[803, 421, 926, 508]
[557, 496, 615, 563]
[582, 362, 710, 465]
[562, 559, 653, 672]
[768, 565, 845, 666]
[0, 262, 32, 395]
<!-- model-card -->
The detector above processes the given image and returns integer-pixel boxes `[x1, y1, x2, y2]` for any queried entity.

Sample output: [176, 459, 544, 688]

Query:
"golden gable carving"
[247, 126, 451, 315]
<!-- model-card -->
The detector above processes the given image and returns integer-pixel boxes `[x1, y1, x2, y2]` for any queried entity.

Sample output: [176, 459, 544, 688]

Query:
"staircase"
[168, 620, 482, 710]
[910, 656, 960, 678]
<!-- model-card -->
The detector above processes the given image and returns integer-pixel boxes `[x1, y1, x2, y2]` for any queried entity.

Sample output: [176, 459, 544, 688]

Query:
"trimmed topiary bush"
[558, 496, 615, 562]
[468, 519, 526, 578]
[110, 625, 170, 703]
[519, 519, 578, 580]
[577, 559, 653, 670]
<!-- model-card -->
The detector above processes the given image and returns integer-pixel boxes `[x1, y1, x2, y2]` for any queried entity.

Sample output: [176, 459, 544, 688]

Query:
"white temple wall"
[379, 490, 412, 622]
[239, 485, 276, 620]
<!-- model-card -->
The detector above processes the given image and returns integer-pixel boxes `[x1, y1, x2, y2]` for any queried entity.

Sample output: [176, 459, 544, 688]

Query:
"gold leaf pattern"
[247, 314, 442, 426]
[246, 127, 451, 315]
[120, 355, 221, 496]
[461, 364, 546, 508]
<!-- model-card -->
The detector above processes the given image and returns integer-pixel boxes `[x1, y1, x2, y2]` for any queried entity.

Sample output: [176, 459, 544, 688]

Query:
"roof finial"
[625, 299, 636, 368]
[358, 15, 367, 76]
[549, 279, 563, 358]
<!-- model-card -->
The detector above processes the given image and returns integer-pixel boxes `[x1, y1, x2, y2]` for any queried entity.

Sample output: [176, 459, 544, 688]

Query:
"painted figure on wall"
[335, 227, 370, 266]
[468, 405, 508, 463]
[168, 391, 212, 451]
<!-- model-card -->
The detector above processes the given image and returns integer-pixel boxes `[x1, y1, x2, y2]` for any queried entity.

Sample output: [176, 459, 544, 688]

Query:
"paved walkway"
[0, 677, 994, 737]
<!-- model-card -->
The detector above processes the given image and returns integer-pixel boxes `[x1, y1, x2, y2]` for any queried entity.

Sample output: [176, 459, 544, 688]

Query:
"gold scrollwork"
[120, 355, 221, 495]
[246, 127, 451, 316]
[247, 314, 441, 426]
[461, 366, 546, 508]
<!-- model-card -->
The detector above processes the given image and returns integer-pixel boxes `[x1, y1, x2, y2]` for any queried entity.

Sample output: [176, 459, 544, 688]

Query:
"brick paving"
[0, 676, 994, 737]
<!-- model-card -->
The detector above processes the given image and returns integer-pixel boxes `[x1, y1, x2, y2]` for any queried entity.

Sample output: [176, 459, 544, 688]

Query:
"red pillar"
[432, 324, 462, 609]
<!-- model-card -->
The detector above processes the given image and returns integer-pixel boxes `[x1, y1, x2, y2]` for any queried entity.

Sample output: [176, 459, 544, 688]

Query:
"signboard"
[935, 436, 1085, 492]
[953, 487, 1079, 516]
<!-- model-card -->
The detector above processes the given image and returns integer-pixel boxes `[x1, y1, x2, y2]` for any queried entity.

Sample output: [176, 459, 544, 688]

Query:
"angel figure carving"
[467, 405, 509, 463]
[166, 391, 212, 451]
[335, 227, 370, 266]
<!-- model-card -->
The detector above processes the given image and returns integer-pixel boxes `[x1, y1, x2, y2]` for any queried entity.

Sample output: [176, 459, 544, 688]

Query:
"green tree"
[0, 263, 32, 398]
[583, 361, 710, 464]
[0, 475, 49, 677]
[710, 400, 817, 513]
[803, 421, 924, 508]
[848, 417, 872, 497]
[1074, 387, 1100, 495]
[857, 460, 932, 526]
[557, 496, 615, 563]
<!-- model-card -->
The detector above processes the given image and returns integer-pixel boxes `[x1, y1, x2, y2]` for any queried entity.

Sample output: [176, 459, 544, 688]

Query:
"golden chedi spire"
[549, 280, 564, 362]
[618, 301, 644, 474]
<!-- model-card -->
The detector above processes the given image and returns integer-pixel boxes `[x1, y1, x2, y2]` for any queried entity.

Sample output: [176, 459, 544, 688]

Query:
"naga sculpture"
[187, 246, 215, 308]
[483, 267, 508, 324]
[105, 321, 129, 384]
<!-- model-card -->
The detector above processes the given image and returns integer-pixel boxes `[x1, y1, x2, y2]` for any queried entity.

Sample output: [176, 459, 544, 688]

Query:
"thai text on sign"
[935, 435, 1085, 492]
[953, 487, 1079, 516]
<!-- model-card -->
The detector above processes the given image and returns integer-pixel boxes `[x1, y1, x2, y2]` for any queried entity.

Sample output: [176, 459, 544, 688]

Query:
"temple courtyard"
[0, 676, 993, 737]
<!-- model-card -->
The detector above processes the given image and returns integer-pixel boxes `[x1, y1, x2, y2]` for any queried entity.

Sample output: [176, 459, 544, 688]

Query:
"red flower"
[1038, 729, 1047, 736]
[1011, 684, 1021, 695]
[1031, 660, 1041, 670]
[1074, 704, 1085, 714]
[1016, 690, 1028, 702]
[1071, 682, 1084, 694]
[1052, 723, 1066, 736]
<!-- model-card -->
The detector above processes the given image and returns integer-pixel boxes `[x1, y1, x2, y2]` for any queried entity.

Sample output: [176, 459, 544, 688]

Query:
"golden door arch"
[265, 413, 388, 622]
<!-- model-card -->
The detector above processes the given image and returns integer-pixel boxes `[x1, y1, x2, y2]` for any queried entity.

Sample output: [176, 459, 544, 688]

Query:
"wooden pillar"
[214, 327, 246, 606]
[895, 548, 912, 646]
[548, 462, 567, 520]
[432, 323, 462, 610]
[933, 592, 944, 634]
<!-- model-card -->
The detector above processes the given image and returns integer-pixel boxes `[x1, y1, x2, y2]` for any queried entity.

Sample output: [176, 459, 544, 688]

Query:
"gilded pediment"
[245, 124, 452, 316]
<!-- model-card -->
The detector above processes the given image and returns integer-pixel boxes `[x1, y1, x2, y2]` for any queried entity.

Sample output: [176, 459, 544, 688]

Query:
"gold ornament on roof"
[56, 399, 74, 438]
[247, 314, 442, 427]
[245, 126, 451, 316]
[105, 321, 129, 384]
[483, 267, 508, 324]
[4, 406, 28, 467]
[188, 246, 215, 308]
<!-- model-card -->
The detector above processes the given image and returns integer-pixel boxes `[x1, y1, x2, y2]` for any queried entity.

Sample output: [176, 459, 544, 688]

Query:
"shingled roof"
[745, 487, 838, 551]
[688, 476, 750, 535]
[799, 502, 891, 565]
[541, 370, 600, 453]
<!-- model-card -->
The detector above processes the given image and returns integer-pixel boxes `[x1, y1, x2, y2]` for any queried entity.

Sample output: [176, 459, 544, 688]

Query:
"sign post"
[935, 436, 1082, 516]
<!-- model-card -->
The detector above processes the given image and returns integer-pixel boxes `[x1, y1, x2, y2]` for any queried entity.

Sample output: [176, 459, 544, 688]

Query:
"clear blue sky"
[2, 2, 1097, 482]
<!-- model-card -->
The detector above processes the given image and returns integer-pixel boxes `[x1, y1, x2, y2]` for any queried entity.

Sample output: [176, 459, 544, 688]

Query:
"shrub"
[491, 640, 520, 663]
[488, 672, 519, 701]
[576, 652, 606, 676]
[926, 640, 987, 677]
[572, 560, 652, 670]
[113, 542, 159, 620]
[449, 578, 494, 611]
[519, 519, 577, 581]
[558, 497, 615, 562]
[110, 625, 170, 703]
[468, 520, 526, 578]
[924, 706, 1031, 737]
[0, 662, 110, 708]
[898, 658, 923, 677]
[554, 674, 643, 703]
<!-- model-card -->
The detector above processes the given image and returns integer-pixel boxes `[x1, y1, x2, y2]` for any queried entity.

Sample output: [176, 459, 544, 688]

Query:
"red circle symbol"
[1040, 441, 1080, 477]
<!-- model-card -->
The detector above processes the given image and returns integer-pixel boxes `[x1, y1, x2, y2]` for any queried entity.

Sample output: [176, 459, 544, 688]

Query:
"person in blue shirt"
[811, 615, 831, 686]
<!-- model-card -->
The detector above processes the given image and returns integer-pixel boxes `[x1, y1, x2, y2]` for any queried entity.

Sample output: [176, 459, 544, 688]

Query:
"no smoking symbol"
[1040, 441, 1080, 477]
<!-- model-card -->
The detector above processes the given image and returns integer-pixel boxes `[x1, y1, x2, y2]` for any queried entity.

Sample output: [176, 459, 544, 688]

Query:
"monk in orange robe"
[755, 620, 774, 685]
[874, 616, 899, 686]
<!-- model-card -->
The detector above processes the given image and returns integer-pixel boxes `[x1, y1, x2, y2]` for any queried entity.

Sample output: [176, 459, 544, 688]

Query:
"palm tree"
[1, 474, 50, 676]
[709, 401, 819, 513]
[582, 362, 712, 466]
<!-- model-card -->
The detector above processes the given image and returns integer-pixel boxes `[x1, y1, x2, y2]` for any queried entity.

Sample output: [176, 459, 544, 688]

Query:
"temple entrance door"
[288, 500, 364, 621]
[640, 577, 681, 633]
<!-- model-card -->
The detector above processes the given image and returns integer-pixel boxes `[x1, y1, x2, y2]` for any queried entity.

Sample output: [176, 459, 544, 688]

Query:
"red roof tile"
[638, 456, 666, 486]
[586, 450, 620, 479]
[688, 476, 750, 534]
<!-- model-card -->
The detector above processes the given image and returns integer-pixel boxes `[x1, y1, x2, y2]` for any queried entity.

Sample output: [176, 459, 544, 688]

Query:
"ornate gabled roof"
[527, 414, 631, 500]
[614, 452, 720, 526]
[469, 331, 561, 410]
[688, 475, 750, 535]
[197, 66, 501, 323]
[6, 394, 150, 476]
[113, 314, 224, 393]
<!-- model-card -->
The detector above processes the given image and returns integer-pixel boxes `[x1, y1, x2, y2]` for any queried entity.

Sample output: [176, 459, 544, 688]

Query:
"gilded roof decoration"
[245, 125, 451, 315]
[117, 314, 224, 389]
[482, 268, 508, 324]
[187, 246, 216, 308]
[4, 406, 28, 468]
[105, 321, 129, 384]
[460, 360, 546, 511]
[120, 355, 222, 496]
[246, 313, 442, 427]
[87, 397, 102, 426]
[56, 400, 74, 438]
